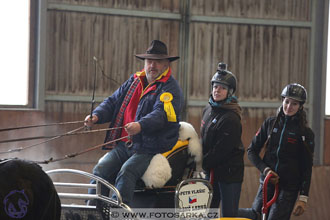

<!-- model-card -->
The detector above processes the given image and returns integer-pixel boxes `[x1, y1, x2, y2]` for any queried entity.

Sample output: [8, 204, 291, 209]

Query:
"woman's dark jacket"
[200, 104, 245, 183]
[247, 110, 314, 196]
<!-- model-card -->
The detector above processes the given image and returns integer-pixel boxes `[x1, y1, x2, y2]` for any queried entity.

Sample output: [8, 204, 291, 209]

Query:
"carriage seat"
[140, 122, 202, 189]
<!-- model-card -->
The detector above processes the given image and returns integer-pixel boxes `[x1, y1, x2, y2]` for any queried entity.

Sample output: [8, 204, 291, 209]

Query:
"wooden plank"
[50, 0, 180, 12]
[324, 119, 330, 165]
[190, 0, 310, 21]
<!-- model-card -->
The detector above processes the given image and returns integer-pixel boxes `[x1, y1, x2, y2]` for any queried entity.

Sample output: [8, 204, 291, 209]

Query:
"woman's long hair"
[296, 106, 308, 131]
[263, 103, 308, 150]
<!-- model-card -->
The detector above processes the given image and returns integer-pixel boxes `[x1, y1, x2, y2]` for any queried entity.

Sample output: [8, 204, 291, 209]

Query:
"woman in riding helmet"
[238, 83, 314, 220]
[200, 63, 244, 217]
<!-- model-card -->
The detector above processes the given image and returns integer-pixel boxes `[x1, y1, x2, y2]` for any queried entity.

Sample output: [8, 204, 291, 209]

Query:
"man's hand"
[266, 170, 280, 185]
[292, 200, 306, 216]
[125, 122, 141, 135]
[84, 115, 98, 128]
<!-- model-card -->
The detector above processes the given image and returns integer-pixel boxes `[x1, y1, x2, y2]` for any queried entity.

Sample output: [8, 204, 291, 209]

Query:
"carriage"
[45, 121, 215, 219]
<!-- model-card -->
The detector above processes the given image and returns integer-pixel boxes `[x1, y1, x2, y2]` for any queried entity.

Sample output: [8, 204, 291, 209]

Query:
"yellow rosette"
[160, 92, 177, 122]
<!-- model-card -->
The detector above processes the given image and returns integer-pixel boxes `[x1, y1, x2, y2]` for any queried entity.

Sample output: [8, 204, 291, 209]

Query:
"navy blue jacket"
[93, 69, 184, 154]
[248, 109, 314, 196]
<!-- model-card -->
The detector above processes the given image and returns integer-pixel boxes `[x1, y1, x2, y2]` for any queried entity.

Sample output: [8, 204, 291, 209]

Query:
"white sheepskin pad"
[141, 121, 203, 188]
[141, 153, 172, 188]
[179, 121, 203, 169]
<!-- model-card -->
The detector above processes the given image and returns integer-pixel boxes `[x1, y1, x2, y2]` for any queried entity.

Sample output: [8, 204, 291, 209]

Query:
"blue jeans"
[238, 177, 298, 220]
[88, 142, 154, 205]
[208, 173, 242, 217]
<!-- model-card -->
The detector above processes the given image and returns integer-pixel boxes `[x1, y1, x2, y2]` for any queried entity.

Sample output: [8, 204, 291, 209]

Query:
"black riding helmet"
[211, 63, 237, 96]
[281, 83, 307, 104]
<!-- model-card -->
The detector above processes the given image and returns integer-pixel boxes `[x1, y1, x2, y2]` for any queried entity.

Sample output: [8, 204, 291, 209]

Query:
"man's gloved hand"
[292, 200, 306, 216]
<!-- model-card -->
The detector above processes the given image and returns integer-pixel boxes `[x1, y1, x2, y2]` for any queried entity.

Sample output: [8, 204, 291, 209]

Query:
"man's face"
[144, 59, 169, 83]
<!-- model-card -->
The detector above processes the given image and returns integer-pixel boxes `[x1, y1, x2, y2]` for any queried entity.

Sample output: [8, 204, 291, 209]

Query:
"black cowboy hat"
[135, 40, 179, 62]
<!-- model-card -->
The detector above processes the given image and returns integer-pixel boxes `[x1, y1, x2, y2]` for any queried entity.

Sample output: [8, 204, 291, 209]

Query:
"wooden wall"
[52, 0, 180, 12]
[188, 24, 310, 101]
[324, 119, 330, 164]
[0, 110, 50, 163]
[189, 0, 310, 20]
[44, 0, 312, 154]
[46, 13, 180, 97]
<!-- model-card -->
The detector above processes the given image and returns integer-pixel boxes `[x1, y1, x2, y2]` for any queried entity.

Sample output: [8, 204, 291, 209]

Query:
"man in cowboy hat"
[84, 40, 184, 205]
